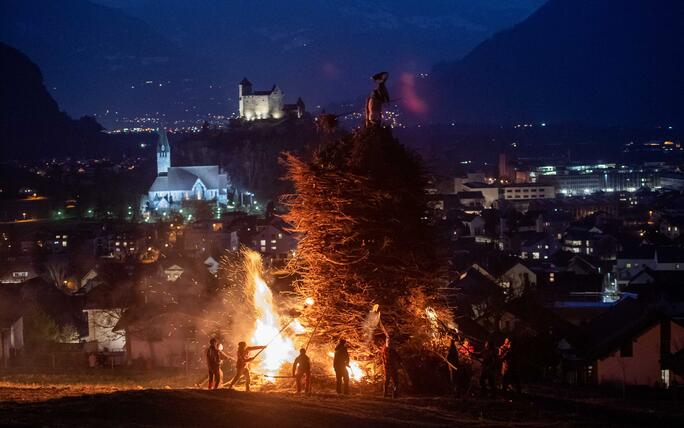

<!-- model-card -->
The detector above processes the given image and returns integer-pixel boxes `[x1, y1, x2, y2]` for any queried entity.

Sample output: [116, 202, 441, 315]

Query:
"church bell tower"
[156, 128, 171, 176]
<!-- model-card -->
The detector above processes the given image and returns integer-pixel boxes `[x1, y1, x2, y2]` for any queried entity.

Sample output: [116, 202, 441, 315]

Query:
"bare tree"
[42, 259, 72, 292]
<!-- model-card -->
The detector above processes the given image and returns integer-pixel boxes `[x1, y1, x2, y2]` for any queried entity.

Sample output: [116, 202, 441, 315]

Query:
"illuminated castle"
[238, 78, 304, 120]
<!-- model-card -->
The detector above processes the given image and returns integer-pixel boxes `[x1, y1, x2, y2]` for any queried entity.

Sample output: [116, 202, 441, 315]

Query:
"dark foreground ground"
[1, 385, 684, 428]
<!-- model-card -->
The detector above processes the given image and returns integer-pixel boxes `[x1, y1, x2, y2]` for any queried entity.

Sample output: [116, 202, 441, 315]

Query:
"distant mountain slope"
[2, 0, 544, 122]
[0, 42, 104, 160]
[418, 0, 684, 127]
[0, 0, 183, 118]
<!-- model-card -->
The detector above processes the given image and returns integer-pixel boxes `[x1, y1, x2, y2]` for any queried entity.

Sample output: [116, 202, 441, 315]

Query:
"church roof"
[149, 176, 169, 192]
[240, 78, 252, 86]
[150, 166, 228, 192]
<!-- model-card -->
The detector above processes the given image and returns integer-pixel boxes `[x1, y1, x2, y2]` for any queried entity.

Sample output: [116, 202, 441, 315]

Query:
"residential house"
[517, 231, 560, 261]
[115, 304, 204, 368]
[659, 215, 684, 240]
[497, 261, 537, 298]
[562, 227, 619, 260]
[445, 265, 504, 319]
[461, 182, 499, 208]
[590, 305, 684, 387]
[82, 282, 126, 353]
[182, 222, 233, 258]
[0, 257, 39, 284]
[250, 222, 297, 263]
[614, 246, 684, 286]
[0, 290, 23, 368]
[456, 191, 485, 211]
[461, 214, 486, 237]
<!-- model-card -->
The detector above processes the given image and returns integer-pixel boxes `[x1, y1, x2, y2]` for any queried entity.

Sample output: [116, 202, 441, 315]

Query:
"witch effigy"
[364, 71, 390, 128]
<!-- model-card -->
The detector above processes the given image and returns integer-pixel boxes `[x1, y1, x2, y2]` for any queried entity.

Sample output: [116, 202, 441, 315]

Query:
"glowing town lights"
[305, 297, 315, 306]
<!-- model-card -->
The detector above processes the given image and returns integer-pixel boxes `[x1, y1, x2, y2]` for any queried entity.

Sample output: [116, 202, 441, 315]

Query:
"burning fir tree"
[282, 126, 452, 386]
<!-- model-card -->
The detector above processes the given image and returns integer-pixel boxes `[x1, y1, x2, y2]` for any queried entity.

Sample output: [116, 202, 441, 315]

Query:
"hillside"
[1, 384, 682, 427]
[418, 0, 684, 127]
[0, 42, 105, 160]
[0, 0, 183, 118]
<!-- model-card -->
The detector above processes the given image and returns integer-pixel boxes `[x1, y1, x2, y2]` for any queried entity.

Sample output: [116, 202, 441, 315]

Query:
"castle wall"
[242, 95, 271, 120]
[269, 92, 284, 119]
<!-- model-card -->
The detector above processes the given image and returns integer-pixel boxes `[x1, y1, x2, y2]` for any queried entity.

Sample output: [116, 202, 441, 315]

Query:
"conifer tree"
[282, 126, 451, 380]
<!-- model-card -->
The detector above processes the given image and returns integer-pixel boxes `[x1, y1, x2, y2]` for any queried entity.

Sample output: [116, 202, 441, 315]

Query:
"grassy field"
[0, 368, 200, 390]
[1, 371, 683, 427]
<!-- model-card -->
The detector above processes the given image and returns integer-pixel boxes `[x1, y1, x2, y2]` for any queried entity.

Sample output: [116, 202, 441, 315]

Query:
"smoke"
[399, 72, 428, 115]
[361, 306, 382, 344]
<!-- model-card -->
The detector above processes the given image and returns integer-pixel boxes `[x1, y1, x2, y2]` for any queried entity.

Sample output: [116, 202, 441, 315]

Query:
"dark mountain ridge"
[418, 0, 684, 127]
[0, 42, 105, 160]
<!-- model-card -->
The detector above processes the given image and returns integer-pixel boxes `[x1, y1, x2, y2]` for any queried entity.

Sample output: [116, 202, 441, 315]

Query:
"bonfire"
[221, 248, 367, 387]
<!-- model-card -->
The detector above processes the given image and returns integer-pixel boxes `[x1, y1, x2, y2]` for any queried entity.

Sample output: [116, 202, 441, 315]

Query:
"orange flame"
[243, 249, 367, 384]
[245, 250, 297, 381]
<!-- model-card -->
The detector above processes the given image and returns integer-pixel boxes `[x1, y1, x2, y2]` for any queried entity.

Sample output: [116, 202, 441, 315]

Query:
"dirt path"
[0, 386, 678, 427]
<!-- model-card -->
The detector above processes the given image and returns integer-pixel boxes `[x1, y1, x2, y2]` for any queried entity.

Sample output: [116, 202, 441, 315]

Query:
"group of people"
[446, 336, 521, 398]
[205, 335, 518, 398]
[204, 336, 402, 397]
[205, 338, 266, 391]
[205, 337, 313, 393]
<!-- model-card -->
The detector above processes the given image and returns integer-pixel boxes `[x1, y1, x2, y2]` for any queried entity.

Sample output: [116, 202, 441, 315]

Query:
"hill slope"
[0, 42, 105, 160]
[419, 0, 684, 127]
[0, 0, 183, 119]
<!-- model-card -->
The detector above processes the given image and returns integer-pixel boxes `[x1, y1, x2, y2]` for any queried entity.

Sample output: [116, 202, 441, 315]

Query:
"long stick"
[305, 317, 323, 352]
[430, 349, 459, 371]
[252, 318, 295, 360]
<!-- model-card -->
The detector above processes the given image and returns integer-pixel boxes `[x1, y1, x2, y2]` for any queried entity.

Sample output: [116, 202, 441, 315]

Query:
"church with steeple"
[143, 128, 230, 213]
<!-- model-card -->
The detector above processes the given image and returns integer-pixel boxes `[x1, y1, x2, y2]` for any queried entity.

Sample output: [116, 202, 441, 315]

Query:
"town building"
[461, 182, 499, 208]
[614, 246, 684, 286]
[250, 220, 298, 263]
[660, 172, 684, 190]
[502, 183, 555, 201]
[0, 308, 23, 368]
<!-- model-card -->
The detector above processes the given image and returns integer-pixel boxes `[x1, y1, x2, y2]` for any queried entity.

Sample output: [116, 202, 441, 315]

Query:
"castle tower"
[269, 85, 284, 119]
[238, 78, 252, 118]
[156, 128, 171, 176]
[296, 97, 305, 118]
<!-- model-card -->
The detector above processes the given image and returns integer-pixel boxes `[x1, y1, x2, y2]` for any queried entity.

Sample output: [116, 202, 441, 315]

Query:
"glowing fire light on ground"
[327, 352, 366, 381]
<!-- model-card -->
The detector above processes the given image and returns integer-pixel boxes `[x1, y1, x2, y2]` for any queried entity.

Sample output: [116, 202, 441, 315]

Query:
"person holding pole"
[292, 348, 312, 395]
[446, 339, 460, 395]
[381, 336, 403, 398]
[333, 339, 350, 395]
[206, 338, 229, 390]
[227, 341, 265, 392]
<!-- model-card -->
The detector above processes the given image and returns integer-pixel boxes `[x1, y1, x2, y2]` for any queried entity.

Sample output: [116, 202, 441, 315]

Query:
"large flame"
[242, 249, 367, 385]
[245, 250, 297, 380]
